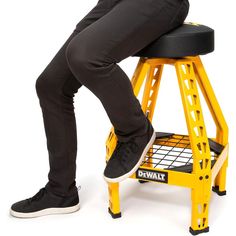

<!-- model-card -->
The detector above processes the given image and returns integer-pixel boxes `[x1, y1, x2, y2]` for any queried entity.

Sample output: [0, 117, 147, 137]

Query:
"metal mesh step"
[141, 132, 223, 173]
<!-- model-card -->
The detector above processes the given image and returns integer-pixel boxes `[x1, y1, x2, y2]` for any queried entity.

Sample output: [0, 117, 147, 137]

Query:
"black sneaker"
[10, 187, 80, 218]
[103, 117, 156, 183]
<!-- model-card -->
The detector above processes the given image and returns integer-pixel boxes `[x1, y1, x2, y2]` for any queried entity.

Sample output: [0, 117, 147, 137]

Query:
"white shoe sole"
[9, 203, 80, 218]
[103, 129, 156, 183]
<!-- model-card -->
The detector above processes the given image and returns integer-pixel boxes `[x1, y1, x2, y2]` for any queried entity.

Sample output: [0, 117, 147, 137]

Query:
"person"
[10, 0, 189, 218]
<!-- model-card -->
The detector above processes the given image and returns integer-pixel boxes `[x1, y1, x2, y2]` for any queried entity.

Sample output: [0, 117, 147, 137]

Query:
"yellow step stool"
[105, 22, 229, 235]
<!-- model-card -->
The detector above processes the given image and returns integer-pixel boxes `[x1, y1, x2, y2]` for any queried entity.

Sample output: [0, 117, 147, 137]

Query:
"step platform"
[131, 132, 225, 187]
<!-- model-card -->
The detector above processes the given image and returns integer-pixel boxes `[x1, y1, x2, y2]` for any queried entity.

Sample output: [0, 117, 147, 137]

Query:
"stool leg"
[175, 60, 212, 234]
[138, 63, 164, 184]
[140, 64, 164, 121]
[105, 132, 121, 218]
[108, 182, 121, 218]
[190, 187, 211, 235]
[192, 56, 228, 195]
[212, 161, 227, 196]
[131, 57, 151, 96]
[140, 64, 164, 170]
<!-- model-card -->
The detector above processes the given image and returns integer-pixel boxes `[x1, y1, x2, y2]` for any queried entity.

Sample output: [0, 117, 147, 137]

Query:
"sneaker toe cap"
[11, 200, 28, 213]
[104, 159, 126, 179]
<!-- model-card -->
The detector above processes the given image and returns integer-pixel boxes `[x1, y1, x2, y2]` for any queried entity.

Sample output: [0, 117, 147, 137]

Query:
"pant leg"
[65, 0, 190, 143]
[35, 0, 118, 197]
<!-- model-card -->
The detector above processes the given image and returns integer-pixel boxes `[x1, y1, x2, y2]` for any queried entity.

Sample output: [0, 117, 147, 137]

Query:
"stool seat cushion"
[132, 23, 214, 58]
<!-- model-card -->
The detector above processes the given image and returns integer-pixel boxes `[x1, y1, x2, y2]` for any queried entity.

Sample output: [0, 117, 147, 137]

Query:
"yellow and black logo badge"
[136, 168, 168, 183]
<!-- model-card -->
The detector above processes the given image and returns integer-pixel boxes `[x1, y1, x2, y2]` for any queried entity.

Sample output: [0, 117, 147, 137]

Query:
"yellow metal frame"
[105, 56, 229, 234]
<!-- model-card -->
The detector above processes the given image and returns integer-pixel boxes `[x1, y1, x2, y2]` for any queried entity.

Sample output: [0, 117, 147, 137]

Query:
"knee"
[65, 36, 113, 86]
[65, 37, 91, 74]
[35, 68, 59, 99]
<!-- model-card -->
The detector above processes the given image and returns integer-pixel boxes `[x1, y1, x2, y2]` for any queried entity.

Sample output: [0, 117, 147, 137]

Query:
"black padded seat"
[132, 23, 214, 58]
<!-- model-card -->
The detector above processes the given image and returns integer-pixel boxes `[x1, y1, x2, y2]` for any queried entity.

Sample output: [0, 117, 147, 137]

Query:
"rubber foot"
[108, 207, 121, 219]
[189, 226, 209, 235]
[212, 186, 226, 196]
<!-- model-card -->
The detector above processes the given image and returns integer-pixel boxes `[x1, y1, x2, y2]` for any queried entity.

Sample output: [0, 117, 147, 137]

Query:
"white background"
[0, 0, 235, 235]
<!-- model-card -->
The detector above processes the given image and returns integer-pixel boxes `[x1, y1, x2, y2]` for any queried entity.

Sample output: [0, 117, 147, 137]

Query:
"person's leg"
[65, 0, 189, 181]
[66, 0, 189, 143]
[10, 0, 123, 218]
[34, 0, 121, 197]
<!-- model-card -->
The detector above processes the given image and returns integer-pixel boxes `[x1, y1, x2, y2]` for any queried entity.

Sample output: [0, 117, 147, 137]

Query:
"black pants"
[35, 0, 189, 196]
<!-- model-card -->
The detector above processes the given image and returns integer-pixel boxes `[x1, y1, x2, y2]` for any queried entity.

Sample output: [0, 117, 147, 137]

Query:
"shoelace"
[114, 138, 139, 165]
[27, 188, 46, 203]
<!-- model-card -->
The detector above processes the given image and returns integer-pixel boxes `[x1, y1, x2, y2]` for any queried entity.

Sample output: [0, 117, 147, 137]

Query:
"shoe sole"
[103, 129, 156, 183]
[9, 203, 80, 218]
